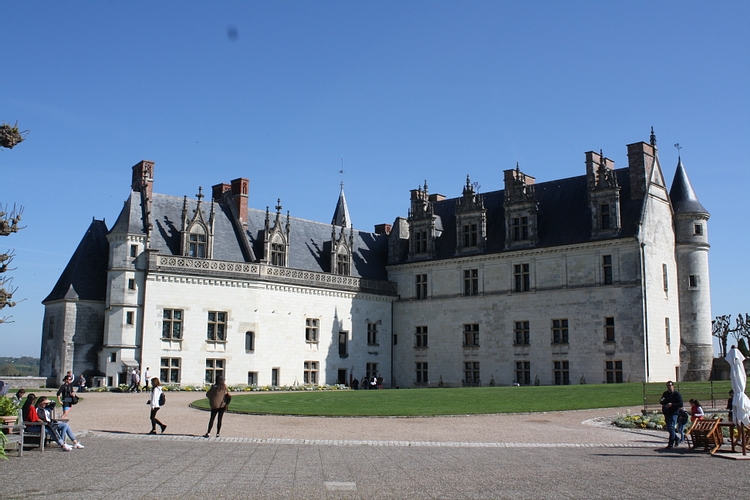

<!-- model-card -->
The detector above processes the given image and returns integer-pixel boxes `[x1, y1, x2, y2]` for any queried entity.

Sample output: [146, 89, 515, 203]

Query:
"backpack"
[159, 392, 166, 406]
[677, 408, 688, 425]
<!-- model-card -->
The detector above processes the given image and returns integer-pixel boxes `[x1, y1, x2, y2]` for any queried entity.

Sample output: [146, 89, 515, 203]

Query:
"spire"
[331, 183, 352, 229]
[669, 156, 707, 214]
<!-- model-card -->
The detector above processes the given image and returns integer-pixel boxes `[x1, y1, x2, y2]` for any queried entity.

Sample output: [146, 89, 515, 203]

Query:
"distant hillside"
[0, 357, 40, 376]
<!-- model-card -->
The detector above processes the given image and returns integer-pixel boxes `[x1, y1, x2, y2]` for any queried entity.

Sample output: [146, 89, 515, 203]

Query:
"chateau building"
[40, 131, 713, 388]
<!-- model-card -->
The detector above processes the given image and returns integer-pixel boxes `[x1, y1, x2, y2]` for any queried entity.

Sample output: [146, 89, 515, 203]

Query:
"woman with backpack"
[203, 375, 230, 438]
[148, 378, 167, 434]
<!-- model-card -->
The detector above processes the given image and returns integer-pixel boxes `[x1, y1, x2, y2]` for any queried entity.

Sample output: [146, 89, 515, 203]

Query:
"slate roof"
[111, 191, 389, 281]
[669, 158, 708, 215]
[43, 220, 109, 303]
[393, 168, 644, 263]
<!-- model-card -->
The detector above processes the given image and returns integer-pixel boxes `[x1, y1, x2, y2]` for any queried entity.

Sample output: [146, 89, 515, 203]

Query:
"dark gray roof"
[669, 158, 708, 215]
[331, 185, 352, 229]
[111, 191, 389, 280]
[395, 169, 643, 263]
[43, 220, 109, 303]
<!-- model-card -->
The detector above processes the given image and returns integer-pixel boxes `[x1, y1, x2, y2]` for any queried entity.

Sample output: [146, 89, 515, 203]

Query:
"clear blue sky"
[1, 1, 748, 357]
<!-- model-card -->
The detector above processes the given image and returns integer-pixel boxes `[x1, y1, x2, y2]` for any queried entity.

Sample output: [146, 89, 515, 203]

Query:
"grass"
[191, 383, 648, 417]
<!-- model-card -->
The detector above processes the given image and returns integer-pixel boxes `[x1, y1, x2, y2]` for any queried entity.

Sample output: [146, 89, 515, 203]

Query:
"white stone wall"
[390, 240, 650, 387]
[137, 273, 394, 387]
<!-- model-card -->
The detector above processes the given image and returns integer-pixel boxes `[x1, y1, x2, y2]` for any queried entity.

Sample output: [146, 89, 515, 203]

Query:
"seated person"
[11, 388, 26, 406]
[21, 394, 70, 451]
[36, 396, 84, 450]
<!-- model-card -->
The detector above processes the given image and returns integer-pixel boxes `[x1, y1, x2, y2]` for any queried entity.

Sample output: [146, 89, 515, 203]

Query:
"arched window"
[336, 249, 350, 275]
[270, 235, 286, 266]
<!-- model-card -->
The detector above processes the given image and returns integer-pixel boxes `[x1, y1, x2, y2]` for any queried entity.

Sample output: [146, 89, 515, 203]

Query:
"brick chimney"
[374, 223, 392, 235]
[131, 160, 155, 199]
[211, 183, 231, 202]
[230, 178, 249, 222]
[626, 142, 655, 200]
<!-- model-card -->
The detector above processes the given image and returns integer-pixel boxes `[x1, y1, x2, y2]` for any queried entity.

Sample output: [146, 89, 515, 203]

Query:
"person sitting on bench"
[22, 394, 72, 451]
[36, 396, 84, 450]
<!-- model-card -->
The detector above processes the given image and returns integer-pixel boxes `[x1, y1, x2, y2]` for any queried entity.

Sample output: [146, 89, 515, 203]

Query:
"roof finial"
[339, 158, 345, 189]
[674, 142, 682, 160]
[650, 127, 657, 147]
[275, 198, 282, 213]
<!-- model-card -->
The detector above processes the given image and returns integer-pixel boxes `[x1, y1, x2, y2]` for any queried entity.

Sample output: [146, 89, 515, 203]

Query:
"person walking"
[143, 367, 151, 392]
[203, 376, 230, 438]
[128, 369, 141, 393]
[56, 374, 76, 419]
[148, 378, 167, 434]
[660, 380, 683, 449]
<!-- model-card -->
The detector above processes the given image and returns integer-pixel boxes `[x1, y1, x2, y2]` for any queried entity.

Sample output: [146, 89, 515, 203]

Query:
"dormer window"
[512, 217, 529, 241]
[463, 224, 478, 247]
[189, 226, 207, 258]
[600, 204, 611, 230]
[336, 252, 349, 275]
[415, 231, 428, 253]
[271, 240, 286, 266]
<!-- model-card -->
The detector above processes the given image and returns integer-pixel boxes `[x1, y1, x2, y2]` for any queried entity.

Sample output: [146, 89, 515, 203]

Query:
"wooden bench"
[1, 422, 25, 457]
[686, 418, 723, 454]
[16, 409, 53, 452]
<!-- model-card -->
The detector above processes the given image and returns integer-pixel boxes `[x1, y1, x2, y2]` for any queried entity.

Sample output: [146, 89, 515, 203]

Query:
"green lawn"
[191, 383, 648, 416]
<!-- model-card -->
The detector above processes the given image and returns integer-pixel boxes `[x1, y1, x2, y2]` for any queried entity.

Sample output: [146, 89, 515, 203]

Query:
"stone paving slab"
[2, 391, 746, 499]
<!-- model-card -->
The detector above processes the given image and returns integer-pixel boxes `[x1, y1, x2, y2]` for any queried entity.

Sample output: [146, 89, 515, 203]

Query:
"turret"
[670, 156, 712, 380]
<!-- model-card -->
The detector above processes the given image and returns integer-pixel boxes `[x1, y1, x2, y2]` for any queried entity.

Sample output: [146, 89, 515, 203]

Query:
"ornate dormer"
[264, 199, 290, 267]
[330, 224, 354, 275]
[586, 150, 621, 238]
[503, 165, 538, 248]
[407, 181, 443, 261]
[180, 187, 214, 258]
[455, 175, 487, 255]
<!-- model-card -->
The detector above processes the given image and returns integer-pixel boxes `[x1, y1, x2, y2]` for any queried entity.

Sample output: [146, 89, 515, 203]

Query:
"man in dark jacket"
[660, 380, 683, 449]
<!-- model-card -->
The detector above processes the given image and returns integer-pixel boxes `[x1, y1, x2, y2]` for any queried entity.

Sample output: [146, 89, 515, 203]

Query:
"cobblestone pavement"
[2, 391, 746, 499]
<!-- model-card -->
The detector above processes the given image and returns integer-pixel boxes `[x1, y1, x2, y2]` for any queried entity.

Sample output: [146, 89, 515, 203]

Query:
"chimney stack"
[626, 142, 655, 200]
[230, 178, 249, 222]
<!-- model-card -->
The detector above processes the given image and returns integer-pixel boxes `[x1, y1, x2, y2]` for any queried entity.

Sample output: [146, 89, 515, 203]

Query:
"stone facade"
[40, 132, 713, 387]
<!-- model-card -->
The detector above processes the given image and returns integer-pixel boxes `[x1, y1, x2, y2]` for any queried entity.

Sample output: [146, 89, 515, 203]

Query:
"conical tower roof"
[331, 183, 352, 229]
[669, 158, 708, 215]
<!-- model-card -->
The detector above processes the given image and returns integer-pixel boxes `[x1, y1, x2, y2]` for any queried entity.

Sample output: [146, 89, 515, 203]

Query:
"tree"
[1, 121, 27, 324]
[712, 313, 750, 358]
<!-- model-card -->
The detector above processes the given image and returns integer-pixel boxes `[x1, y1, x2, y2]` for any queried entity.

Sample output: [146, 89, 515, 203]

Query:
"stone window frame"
[303, 360, 319, 385]
[602, 255, 613, 285]
[463, 268, 479, 296]
[551, 319, 568, 344]
[415, 273, 428, 300]
[553, 360, 570, 385]
[415, 325, 428, 348]
[207, 311, 228, 342]
[416, 362, 428, 385]
[162, 309, 183, 340]
[514, 263, 530, 292]
[305, 318, 320, 343]
[515, 361, 531, 385]
[605, 360, 623, 383]
[604, 317, 615, 343]
[514, 321, 530, 346]
[463, 323, 479, 347]
[160, 357, 181, 384]
[205, 358, 225, 384]
[464, 361, 480, 385]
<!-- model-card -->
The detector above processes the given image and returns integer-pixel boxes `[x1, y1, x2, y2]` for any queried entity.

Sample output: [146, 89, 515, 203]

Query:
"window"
[415, 326, 428, 347]
[339, 331, 348, 357]
[415, 231, 428, 253]
[415, 274, 428, 300]
[245, 331, 255, 352]
[463, 323, 479, 347]
[665, 318, 671, 348]
[305, 318, 319, 343]
[694, 223, 703, 235]
[271, 368, 279, 386]
[271, 242, 285, 266]
[554, 360, 570, 385]
[247, 372, 258, 386]
[207, 311, 227, 341]
[304, 361, 319, 385]
[130, 244, 137, 257]
[605, 360, 623, 383]
[552, 319, 568, 344]
[48, 316, 55, 339]
[689, 275, 699, 288]
[514, 321, 530, 345]
[128, 278, 136, 290]
[464, 269, 479, 296]
[366, 362, 378, 381]
[463, 223, 478, 247]
[126, 311, 134, 325]
[464, 362, 480, 385]
[600, 203, 611, 230]
[514, 264, 530, 292]
[515, 361, 531, 385]
[512, 217, 529, 241]
[189, 230, 206, 258]
[336, 252, 349, 275]
[205, 359, 225, 384]
[602, 255, 613, 285]
[605, 317, 615, 342]
[109, 352, 116, 362]
[393, 333, 398, 345]
[416, 362, 428, 384]
[367, 322, 378, 345]
[160, 357, 181, 384]
[662, 264, 669, 292]
[162, 309, 183, 339]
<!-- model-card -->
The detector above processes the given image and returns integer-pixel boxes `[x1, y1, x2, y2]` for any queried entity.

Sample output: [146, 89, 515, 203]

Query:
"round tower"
[670, 157, 712, 380]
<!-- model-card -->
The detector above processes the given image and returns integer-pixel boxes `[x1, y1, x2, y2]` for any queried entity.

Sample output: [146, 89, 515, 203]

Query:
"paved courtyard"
[2, 391, 747, 499]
